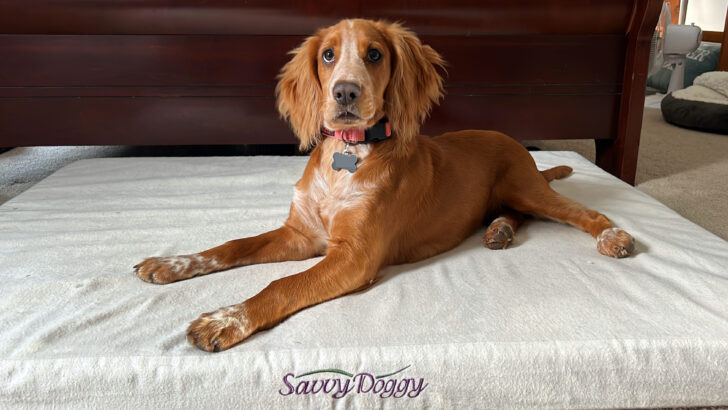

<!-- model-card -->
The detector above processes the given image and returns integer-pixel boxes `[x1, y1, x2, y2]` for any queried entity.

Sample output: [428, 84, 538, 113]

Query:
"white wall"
[684, 0, 727, 31]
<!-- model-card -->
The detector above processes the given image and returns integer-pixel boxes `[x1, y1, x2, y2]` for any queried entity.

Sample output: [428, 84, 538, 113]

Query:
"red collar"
[321, 117, 392, 144]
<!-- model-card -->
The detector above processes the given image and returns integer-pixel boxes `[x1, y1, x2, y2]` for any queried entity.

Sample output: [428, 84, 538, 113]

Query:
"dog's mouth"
[326, 110, 366, 129]
[326, 103, 380, 130]
[335, 111, 361, 122]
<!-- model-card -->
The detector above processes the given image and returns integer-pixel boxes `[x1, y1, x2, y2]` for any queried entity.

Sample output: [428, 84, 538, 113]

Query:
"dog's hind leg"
[483, 210, 524, 250]
[506, 184, 634, 258]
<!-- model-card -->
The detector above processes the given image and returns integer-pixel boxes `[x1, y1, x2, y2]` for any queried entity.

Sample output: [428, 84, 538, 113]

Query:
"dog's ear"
[276, 33, 324, 151]
[380, 22, 445, 148]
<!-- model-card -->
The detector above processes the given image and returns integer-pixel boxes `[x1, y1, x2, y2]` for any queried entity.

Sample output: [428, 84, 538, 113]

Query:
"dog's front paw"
[187, 305, 253, 352]
[597, 228, 634, 258]
[134, 255, 207, 284]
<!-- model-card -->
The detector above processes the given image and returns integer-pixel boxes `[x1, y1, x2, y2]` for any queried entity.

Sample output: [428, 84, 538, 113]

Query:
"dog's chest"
[311, 167, 373, 229]
[291, 142, 376, 240]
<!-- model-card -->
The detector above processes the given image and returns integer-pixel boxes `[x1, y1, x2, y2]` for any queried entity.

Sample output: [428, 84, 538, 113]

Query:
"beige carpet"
[524, 108, 728, 240]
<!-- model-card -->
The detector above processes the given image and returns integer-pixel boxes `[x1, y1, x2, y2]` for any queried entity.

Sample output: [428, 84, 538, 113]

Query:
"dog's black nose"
[333, 82, 361, 105]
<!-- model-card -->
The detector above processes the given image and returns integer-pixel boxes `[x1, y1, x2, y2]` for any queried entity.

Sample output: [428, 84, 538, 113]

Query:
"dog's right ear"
[276, 34, 324, 151]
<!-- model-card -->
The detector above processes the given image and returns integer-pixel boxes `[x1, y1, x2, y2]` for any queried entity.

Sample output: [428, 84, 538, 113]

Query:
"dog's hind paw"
[483, 219, 515, 250]
[597, 228, 634, 258]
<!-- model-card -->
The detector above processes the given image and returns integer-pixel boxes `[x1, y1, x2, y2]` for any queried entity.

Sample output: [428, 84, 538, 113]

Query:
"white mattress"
[1, 152, 727, 409]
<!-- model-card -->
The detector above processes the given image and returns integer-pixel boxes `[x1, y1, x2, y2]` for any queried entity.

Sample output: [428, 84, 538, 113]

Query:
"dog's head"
[276, 19, 445, 151]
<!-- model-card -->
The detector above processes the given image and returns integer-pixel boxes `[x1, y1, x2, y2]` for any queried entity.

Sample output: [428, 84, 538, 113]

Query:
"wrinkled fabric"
[1, 152, 727, 409]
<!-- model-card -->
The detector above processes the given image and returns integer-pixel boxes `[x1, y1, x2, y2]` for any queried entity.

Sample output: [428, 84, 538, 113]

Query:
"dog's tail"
[540, 165, 573, 182]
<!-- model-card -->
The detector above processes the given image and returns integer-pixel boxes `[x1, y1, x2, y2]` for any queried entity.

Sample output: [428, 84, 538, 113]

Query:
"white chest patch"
[290, 151, 376, 242]
[315, 169, 374, 226]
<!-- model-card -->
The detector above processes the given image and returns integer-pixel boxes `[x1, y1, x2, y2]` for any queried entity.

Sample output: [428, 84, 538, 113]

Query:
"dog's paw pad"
[597, 228, 634, 258]
[483, 220, 515, 250]
[187, 306, 252, 352]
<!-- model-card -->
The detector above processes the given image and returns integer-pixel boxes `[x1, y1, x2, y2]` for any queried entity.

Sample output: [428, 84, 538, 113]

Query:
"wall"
[685, 0, 728, 31]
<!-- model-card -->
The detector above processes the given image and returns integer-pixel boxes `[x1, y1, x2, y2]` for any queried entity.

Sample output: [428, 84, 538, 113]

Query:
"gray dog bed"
[661, 71, 728, 135]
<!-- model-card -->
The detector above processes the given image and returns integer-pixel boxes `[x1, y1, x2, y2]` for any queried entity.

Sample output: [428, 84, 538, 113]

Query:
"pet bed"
[1, 152, 727, 409]
[661, 71, 728, 134]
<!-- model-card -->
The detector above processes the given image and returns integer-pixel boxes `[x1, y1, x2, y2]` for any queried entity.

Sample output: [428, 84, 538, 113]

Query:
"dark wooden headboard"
[0, 0, 662, 184]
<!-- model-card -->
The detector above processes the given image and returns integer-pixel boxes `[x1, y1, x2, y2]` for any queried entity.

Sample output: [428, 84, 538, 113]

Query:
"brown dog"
[134, 19, 634, 352]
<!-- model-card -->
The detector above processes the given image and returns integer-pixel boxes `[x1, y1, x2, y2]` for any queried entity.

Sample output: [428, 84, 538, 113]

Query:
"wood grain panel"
[0, 83, 621, 98]
[719, 10, 728, 71]
[0, 35, 624, 87]
[0, 0, 634, 36]
[0, 96, 289, 146]
[0, 93, 619, 147]
[0, 0, 663, 183]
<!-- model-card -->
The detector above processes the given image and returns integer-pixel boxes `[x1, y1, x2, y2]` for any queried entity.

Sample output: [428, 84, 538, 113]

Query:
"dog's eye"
[367, 48, 382, 63]
[322, 49, 335, 64]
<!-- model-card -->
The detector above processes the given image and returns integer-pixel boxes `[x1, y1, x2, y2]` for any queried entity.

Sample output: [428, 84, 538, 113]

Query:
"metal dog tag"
[332, 152, 357, 173]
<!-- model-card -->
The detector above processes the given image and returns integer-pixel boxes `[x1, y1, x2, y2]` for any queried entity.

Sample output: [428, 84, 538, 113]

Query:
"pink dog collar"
[332, 128, 366, 143]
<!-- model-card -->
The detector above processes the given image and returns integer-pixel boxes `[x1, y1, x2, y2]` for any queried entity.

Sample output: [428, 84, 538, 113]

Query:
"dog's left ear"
[379, 22, 445, 148]
[276, 33, 324, 151]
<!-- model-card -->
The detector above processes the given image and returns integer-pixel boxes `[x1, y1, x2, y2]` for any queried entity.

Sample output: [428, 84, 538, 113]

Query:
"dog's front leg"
[186, 243, 380, 352]
[134, 222, 324, 284]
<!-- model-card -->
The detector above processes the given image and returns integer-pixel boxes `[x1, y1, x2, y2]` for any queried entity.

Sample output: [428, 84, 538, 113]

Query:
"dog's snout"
[333, 82, 361, 105]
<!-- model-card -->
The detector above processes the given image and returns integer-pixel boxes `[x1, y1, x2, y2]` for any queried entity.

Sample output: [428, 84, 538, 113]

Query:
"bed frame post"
[596, 0, 663, 186]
